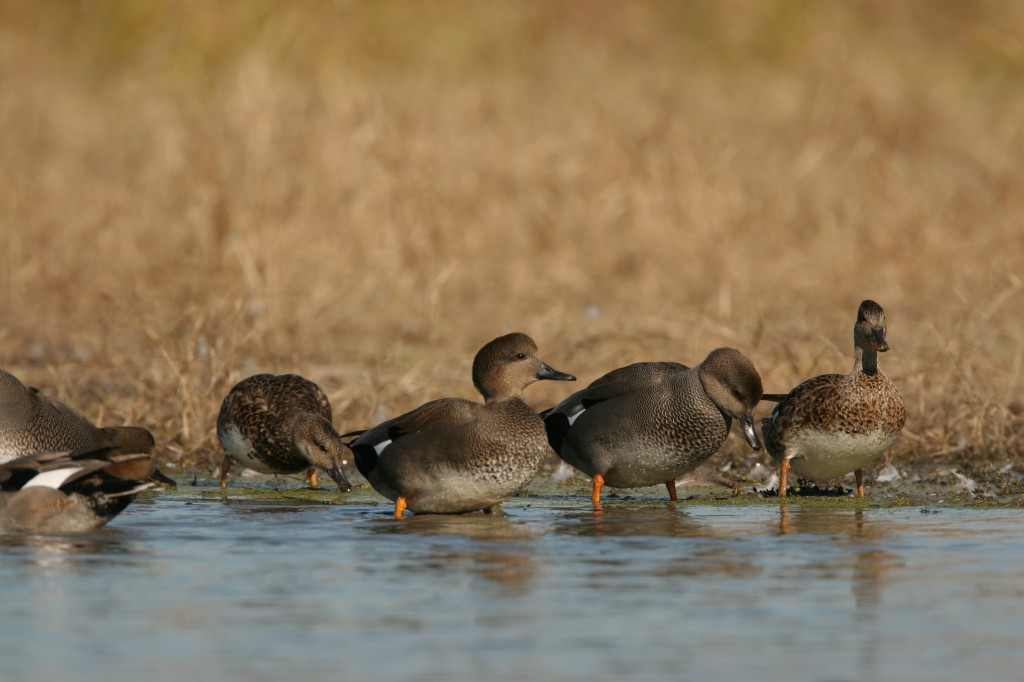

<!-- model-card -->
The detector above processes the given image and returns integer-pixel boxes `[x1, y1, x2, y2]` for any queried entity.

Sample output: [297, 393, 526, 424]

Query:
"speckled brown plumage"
[216, 373, 352, 490]
[544, 347, 763, 503]
[0, 369, 168, 485]
[761, 300, 906, 497]
[0, 449, 154, 533]
[347, 333, 575, 516]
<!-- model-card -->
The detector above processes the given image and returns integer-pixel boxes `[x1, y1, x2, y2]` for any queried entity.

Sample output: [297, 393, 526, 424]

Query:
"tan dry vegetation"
[0, 1, 1022, 479]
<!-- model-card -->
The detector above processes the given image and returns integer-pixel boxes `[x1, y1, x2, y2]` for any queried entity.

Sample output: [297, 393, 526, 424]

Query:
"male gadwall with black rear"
[0, 449, 154, 533]
[217, 373, 352, 491]
[0, 369, 174, 486]
[345, 332, 575, 518]
[544, 347, 764, 504]
[761, 300, 906, 498]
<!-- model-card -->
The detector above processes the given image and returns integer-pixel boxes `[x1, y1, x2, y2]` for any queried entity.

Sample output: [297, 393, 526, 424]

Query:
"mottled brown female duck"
[345, 333, 575, 518]
[761, 300, 906, 497]
[217, 374, 352, 490]
[0, 369, 172, 486]
[0, 449, 153, 533]
[543, 348, 764, 504]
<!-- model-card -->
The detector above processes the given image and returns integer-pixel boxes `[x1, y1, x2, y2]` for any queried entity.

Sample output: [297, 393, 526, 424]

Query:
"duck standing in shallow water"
[543, 347, 763, 504]
[217, 374, 352, 490]
[0, 369, 173, 486]
[345, 333, 575, 518]
[0, 449, 154, 533]
[761, 300, 906, 498]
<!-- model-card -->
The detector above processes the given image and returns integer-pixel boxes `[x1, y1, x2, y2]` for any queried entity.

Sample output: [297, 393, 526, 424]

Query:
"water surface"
[2, 491, 1021, 681]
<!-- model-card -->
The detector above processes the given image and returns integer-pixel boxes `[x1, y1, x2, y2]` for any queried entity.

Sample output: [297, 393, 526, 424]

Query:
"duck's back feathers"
[349, 398, 480, 478]
[544, 362, 688, 453]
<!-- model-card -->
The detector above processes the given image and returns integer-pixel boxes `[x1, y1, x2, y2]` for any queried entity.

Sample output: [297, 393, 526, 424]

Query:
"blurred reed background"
[1, 0, 1021, 478]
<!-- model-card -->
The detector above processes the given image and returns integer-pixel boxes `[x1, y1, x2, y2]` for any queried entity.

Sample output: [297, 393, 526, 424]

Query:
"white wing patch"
[561, 401, 587, 426]
[22, 466, 83, 490]
[373, 439, 393, 455]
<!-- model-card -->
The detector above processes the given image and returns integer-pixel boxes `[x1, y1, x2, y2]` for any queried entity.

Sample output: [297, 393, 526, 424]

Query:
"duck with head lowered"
[217, 373, 353, 491]
[543, 347, 764, 505]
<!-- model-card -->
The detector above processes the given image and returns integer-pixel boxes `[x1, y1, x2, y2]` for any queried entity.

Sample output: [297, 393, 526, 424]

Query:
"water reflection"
[779, 504, 879, 539]
[550, 503, 707, 538]
[364, 512, 542, 595]
[772, 503, 907, 680]
[0, 531, 139, 573]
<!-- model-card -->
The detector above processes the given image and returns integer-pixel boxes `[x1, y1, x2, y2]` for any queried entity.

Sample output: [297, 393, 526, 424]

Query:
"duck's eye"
[732, 389, 743, 400]
[515, 352, 527, 360]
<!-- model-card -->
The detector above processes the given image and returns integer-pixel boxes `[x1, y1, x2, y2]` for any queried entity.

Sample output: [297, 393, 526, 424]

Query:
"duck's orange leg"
[665, 479, 678, 501]
[394, 496, 408, 519]
[591, 474, 605, 505]
[307, 468, 319, 488]
[778, 459, 790, 498]
[219, 456, 231, 489]
[855, 468, 864, 498]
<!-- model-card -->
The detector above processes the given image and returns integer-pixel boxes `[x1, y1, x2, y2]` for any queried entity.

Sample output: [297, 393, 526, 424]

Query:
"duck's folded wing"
[548, 362, 688, 415]
[766, 374, 844, 425]
[358, 398, 479, 447]
[348, 398, 479, 478]
[543, 362, 687, 453]
[1, 450, 149, 491]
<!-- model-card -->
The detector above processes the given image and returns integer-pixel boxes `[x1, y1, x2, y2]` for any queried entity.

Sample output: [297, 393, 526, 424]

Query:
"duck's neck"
[853, 346, 879, 376]
[483, 392, 521, 405]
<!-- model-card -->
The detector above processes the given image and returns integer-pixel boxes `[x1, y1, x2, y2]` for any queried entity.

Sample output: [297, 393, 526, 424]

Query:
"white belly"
[786, 430, 898, 481]
[218, 424, 278, 474]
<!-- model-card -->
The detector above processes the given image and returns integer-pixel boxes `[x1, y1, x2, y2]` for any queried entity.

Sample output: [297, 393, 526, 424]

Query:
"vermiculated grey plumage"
[543, 348, 763, 500]
[0, 369, 159, 473]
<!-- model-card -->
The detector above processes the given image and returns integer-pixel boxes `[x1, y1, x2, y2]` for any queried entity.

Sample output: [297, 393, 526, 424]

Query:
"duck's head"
[472, 332, 576, 402]
[855, 299, 890, 352]
[698, 347, 764, 450]
[292, 415, 352, 492]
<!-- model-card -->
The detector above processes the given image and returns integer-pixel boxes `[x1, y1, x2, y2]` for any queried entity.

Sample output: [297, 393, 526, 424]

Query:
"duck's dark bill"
[739, 416, 761, 451]
[328, 465, 353, 492]
[537, 364, 576, 382]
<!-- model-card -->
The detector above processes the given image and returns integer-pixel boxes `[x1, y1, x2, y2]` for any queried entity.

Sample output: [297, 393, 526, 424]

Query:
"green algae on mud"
[166, 483, 385, 506]
[153, 467, 1024, 509]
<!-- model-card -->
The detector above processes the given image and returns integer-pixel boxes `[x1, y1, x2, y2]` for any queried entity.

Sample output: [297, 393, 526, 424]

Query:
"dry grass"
[1, 0, 1022, 477]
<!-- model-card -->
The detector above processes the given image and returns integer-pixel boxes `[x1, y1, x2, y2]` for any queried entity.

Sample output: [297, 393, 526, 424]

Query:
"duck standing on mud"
[346, 333, 575, 518]
[761, 300, 906, 498]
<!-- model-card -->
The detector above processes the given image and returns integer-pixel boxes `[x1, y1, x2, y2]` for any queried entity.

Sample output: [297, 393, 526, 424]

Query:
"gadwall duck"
[346, 333, 575, 517]
[217, 373, 352, 490]
[0, 449, 154, 533]
[0, 369, 173, 486]
[761, 300, 906, 497]
[544, 348, 763, 504]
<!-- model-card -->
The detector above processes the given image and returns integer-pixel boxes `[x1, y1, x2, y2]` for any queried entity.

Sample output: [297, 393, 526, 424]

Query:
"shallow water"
[2, 490, 1022, 682]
